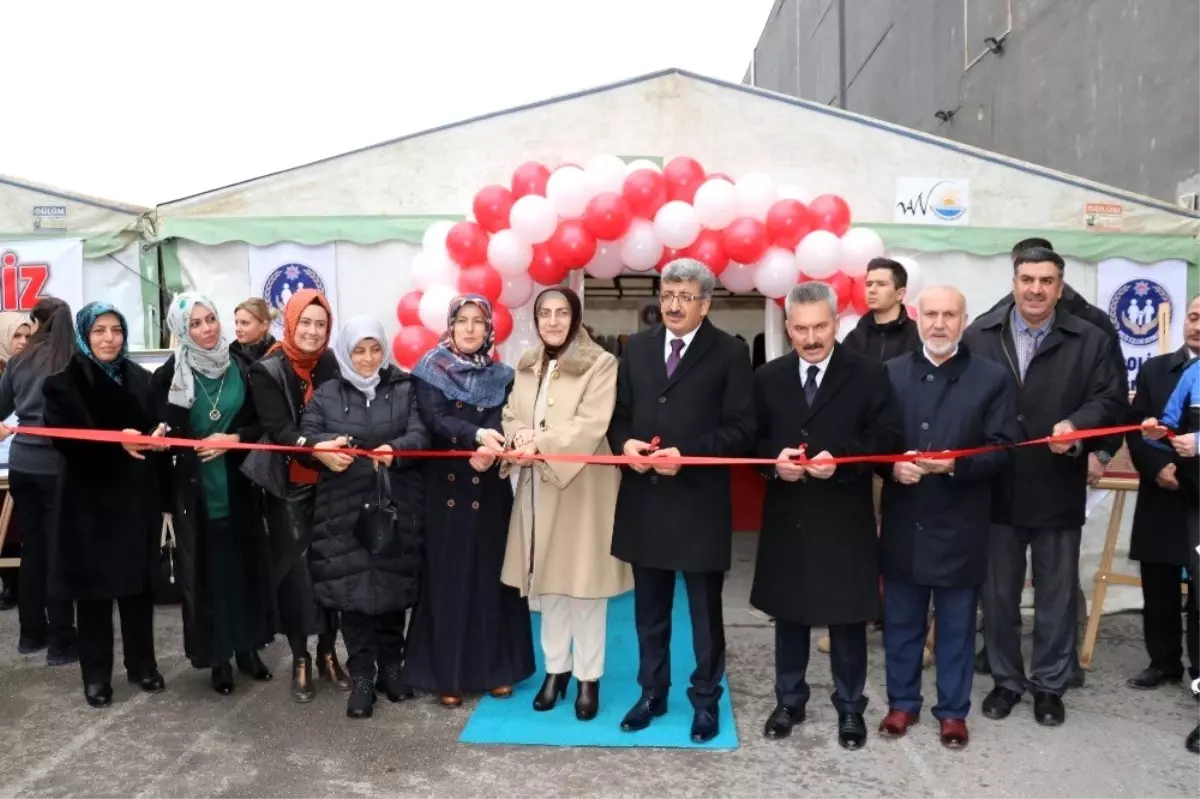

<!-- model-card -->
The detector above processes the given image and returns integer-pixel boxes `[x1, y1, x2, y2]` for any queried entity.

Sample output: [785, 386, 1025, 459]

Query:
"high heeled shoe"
[316, 648, 351, 691]
[575, 680, 599, 721]
[211, 663, 235, 695]
[532, 672, 571, 712]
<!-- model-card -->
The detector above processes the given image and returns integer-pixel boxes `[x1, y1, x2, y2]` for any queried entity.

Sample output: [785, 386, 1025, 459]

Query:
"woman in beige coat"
[501, 286, 634, 722]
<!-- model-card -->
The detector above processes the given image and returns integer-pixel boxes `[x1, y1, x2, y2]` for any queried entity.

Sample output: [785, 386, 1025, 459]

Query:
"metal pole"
[837, 0, 847, 108]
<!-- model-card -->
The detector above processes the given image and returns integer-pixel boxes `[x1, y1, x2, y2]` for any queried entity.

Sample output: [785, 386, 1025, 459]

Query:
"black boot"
[346, 677, 376, 719]
[532, 672, 570, 711]
[575, 680, 599, 721]
[235, 651, 273, 682]
[84, 682, 113, 708]
[376, 663, 414, 703]
[291, 655, 316, 703]
[211, 663, 235, 695]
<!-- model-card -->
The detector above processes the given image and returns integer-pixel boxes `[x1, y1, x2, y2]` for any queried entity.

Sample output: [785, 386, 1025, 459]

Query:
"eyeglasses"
[659, 292, 702, 306]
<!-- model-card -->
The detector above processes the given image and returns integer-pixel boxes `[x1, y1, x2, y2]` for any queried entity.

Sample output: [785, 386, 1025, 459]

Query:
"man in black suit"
[608, 258, 755, 744]
[750, 281, 901, 750]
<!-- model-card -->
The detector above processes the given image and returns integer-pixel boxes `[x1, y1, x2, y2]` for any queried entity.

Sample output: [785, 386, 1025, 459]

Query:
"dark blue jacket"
[879, 345, 1018, 587]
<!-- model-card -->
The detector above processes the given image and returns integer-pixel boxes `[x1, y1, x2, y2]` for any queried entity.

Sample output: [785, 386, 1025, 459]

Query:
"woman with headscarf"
[500, 286, 633, 720]
[0, 299, 77, 659]
[247, 288, 348, 702]
[42, 301, 167, 707]
[301, 315, 429, 719]
[0, 312, 32, 376]
[230, 298, 277, 363]
[149, 292, 275, 695]
[0, 311, 33, 610]
[404, 294, 535, 707]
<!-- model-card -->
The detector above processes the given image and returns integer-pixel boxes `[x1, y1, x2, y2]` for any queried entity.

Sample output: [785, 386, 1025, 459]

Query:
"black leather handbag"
[354, 468, 400, 556]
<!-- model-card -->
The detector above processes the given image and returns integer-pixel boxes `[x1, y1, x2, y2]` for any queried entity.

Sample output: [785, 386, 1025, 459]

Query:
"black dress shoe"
[128, 668, 166, 693]
[691, 706, 719, 743]
[211, 664, 235, 695]
[84, 683, 113, 708]
[1032, 691, 1065, 726]
[837, 712, 867, 750]
[1126, 666, 1183, 690]
[575, 680, 599, 721]
[620, 695, 667, 732]
[974, 646, 991, 675]
[376, 663, 414, 703]
[532, 672, 570, 712]
[982, 686, 1021, 720]
[291, 655, 316, 703]
[235, 651, 273, 682]
[17, 636, 46, 655]
[763, 704, 804, 739]
[1187, 725, 1199, 754]
[346, 677, 376, 719]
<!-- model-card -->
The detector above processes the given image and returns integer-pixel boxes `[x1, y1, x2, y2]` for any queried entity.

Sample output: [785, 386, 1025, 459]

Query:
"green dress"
[190, 370, 244, 519]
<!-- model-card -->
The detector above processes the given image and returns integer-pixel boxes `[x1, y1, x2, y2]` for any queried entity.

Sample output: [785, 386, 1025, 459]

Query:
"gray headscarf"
[166, 291, 232, 409]
[334, 315, 389, 401]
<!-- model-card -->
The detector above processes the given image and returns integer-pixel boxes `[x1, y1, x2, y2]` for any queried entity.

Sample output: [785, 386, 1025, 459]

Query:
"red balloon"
[825, 272, 853, 314]
[583, 192, 633, 241]
[655, 246, 685, 273]
[708, 172, 734, 183]
[663, 156, 707, 203]
[774, 295, 786, 308]
[622, 169, 669, 219]
[396, 290, 422, 327]
[458, 264, 503, 304]
[527, 242, 569, 285]
[445, 221, 489, 267]
[472, 185, 514, 234]
[491, 304, 513, 344]
[906, 304, 918, 320]
[766, 199, 815, 249]
[684, 229, 729, 275]
[547, 219, 597, 270]
[511, 161, 551, 199]
[809, 194, 852, 237]
[850, 276, 869, 315]
[392, 326, 439, 371]
[723, 217, 769, 265]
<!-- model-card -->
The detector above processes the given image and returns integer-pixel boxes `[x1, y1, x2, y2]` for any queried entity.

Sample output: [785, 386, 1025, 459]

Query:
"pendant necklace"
[197, 374, 227, 422]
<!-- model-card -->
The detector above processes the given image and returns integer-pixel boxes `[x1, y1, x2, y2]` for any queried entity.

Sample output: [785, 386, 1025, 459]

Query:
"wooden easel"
[0, 478, 16, 568]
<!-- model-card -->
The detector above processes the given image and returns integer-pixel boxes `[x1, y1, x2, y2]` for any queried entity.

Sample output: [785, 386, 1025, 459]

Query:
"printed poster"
[1097, 258, 1188, 385]
[247, 243, 339, 339]
[893, 178, 970, 226]
[0, 238, 84, 314]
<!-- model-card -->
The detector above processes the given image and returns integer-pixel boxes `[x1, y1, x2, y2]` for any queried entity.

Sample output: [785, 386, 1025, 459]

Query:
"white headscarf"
[167, 291, 232, 409]
[334, 315, 389, 401]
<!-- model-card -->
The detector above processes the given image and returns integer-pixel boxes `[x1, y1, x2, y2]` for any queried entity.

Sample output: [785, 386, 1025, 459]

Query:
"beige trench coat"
[500, 331, 634, 599]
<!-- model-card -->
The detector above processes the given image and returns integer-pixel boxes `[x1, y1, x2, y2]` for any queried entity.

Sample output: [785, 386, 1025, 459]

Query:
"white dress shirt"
[923, 345, 959, 366]
[664, 326, 701, 363]
[798, 350, 833, 387]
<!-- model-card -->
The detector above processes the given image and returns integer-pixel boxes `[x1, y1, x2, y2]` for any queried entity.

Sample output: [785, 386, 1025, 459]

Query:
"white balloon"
[411, 250, 461, 292]
[499, 270, 534, 307]
[625, 159, 662, 175]
[584, 242, 625, 279]
[546, 165, 595, 219]
[487, 229, 533, 275]
[894, 255, 924, 295]
[837, 312, 861, 342]
[753, 247, 801, 299]
[693, 179, 738, 230]
[839, 227, 886, 278]
[586, 154, 628, 195]
[734, 173, 777, 220]
[418, 284, 458, 332]
[777, 183, 813, 204]
[509, 195, 558, 245]
[620, 219, 663, 272]
[421, 220, 455, 255]
[652, 201, 702, 249]
[719, 261, 758, 294]
[795, 230, 843, 279]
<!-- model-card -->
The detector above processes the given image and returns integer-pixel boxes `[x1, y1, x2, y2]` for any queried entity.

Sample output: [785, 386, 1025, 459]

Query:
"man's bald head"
[916, 285, 968, 360]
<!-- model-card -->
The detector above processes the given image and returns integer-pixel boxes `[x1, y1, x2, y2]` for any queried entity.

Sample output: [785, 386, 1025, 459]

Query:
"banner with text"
[0, 238, 84, 314]
[247, 243, 340, 339]
[1097, 258, 1188, 384]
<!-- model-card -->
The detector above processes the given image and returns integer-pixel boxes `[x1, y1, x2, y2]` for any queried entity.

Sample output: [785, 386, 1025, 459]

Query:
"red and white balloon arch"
[392, 155, 923, 369]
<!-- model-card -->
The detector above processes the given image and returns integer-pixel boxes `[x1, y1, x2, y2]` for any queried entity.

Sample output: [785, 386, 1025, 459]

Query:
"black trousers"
[776, 619, 868, 713]
[341, 610, 406, 681]
[983, 524, 1081, 696]
[1140, 561, 1199, 678]
[76, 591, 156, 686]
[10, 471, 76, 649]
[632, 566, 725, 709]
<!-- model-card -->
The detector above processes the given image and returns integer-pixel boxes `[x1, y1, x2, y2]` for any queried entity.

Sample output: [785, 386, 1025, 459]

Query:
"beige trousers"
[540, 594, 608, 681]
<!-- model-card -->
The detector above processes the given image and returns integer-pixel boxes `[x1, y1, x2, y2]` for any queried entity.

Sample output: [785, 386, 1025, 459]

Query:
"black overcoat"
[607, 319, 755, 573]
[748, 346, 902, 625]
[879, 347, 1017, 587]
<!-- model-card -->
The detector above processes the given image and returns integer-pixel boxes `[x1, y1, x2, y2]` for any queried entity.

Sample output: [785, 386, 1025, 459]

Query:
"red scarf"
[267, 288, 332, 484]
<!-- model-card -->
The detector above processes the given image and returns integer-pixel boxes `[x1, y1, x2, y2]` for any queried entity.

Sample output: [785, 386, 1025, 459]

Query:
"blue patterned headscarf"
[75, 301, 129, 384]
[410, 293, 513, 408]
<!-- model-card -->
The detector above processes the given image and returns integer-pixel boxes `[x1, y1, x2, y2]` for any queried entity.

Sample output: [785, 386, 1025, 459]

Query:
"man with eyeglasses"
[609, 258, 755, 744]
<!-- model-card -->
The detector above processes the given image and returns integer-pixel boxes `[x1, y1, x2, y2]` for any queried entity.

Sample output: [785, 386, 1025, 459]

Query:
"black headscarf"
[534, 287, 583, 359]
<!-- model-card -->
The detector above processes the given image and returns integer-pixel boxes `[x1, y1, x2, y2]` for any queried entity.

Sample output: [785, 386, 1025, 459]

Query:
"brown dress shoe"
[489, 686, 513, 698]
[317, 650, 351, 691]
[440, 694, 463, 707]
[878, 709, 919, 737]
[939, 718, 969, 749]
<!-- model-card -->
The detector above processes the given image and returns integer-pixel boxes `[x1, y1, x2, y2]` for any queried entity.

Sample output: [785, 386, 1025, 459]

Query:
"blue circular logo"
[262, 263, 326, 317]
[1109, 278, 1171, 347]
[930, 181, 967, 222]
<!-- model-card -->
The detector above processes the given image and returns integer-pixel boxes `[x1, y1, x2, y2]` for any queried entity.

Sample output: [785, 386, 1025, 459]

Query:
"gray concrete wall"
[747, 0, 1200, 204]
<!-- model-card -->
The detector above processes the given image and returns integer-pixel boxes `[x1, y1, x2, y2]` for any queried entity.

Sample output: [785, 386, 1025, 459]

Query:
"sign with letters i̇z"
[0, 239, 84, 313]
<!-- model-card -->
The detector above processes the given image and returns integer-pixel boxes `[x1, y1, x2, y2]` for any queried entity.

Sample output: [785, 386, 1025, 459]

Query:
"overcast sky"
[0, 0, 774, 207]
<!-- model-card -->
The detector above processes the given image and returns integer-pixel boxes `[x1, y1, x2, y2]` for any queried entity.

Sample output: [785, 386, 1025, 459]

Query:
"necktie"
[666, 338, 685, 378]
[804, 364, 819, 405]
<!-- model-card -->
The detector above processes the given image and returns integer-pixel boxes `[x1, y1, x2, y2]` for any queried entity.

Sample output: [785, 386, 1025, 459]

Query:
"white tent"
[0, 174, 155, 347]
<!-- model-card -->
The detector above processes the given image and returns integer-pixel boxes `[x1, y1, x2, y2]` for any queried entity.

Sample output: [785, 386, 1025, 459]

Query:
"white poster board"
[247, 243, 339, 339]
[1097, 258, 1188, 385]
[0, 238, 84, 314]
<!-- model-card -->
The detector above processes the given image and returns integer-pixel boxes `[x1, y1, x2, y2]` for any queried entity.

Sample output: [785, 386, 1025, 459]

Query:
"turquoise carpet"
[459, 579, 739, 750]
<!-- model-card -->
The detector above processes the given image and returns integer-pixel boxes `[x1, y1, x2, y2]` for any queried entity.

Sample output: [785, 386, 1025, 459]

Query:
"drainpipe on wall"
[837, 0, 847, 109]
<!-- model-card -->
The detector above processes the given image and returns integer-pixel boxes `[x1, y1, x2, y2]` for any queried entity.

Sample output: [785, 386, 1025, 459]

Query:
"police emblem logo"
[262, 263, 326, 317]
[1109, 278, 1171, 347]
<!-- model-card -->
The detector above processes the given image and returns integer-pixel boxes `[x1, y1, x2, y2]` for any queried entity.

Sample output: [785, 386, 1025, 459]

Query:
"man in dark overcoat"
[963, 246, 1126, 727]
[878, 286, 1017, 750]
[750, 281, 901, 750]
[608, 258, 755, 743]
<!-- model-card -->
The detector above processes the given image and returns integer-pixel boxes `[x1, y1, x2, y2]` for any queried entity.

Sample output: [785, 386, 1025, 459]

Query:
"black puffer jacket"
[301, 366, 430, 615]
[841, 312, 920, 363]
